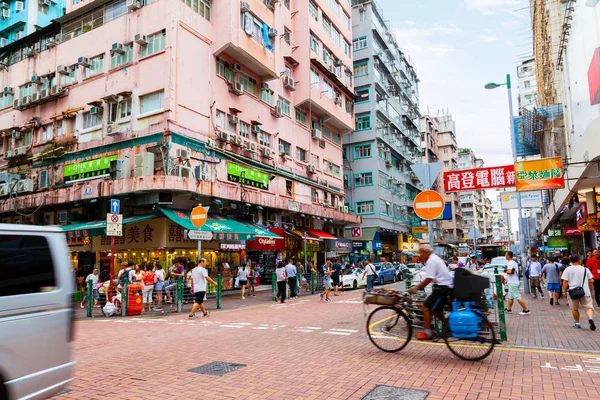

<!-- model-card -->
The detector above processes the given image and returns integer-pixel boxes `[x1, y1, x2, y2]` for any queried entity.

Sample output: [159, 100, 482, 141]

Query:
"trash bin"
[127, 284, 143, 316]
[73, 291, 81, 302]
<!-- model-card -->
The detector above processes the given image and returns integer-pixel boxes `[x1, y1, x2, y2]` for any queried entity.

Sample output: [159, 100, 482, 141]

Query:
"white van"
[0, 225, 75, 400]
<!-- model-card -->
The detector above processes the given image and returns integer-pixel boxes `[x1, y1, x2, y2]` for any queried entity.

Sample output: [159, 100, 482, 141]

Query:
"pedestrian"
[142, 264, 155, 312]
[153, 263, 165, 311]
[275, 262, 287, 303]
[166, 258, 185, 304]
[541, 256, 561, 306]
[562, 254, 596, 330]
[238, 263, 249, 299]
[83, 268, 100, 308]
[296, 260, 308, 292]
[285, 259, 298, 299]
[504, 251, 531, 315]
[528, 255, 544, 299]
[586, 249, 600, 307]
[118, 262, 132, 284]
[362, 258, 377, 291]
[189, 258, 218, 318]
[320, 260, 333, 302]
[133, 264, 144, 285]
[466, 254, 480, 271]
[584, 250, 593, 268]
[248, 265, 259, 297]
[331, 258, 343, 296]
[452, 256, 464, 268]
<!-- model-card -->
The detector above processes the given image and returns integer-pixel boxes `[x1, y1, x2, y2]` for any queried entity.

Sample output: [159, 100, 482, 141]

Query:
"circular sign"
[190, 206, 208, 228]
[111, 214, 119, 223]
[413, 190, 445, 221]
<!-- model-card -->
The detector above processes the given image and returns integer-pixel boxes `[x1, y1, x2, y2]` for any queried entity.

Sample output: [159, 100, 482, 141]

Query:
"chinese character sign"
[514, 157, 565, 192]
[513, 117, 540, 157]
[444, 165, 515, 192]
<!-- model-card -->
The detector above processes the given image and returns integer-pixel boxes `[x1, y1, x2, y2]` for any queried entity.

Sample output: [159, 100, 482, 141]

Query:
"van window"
[0, 235, 56, 297]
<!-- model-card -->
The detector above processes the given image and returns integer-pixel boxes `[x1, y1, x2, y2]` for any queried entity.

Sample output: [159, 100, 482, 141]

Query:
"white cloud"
[464, 0, 521, 15]
[404, 20, 417, 26]
[474, 34, 499, 43]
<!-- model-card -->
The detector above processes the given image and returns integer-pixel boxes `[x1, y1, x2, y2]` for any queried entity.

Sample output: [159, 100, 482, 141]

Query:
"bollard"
[86, 279, 93, 318]
[495, 267, 507, 341]
[121, 279, 128, 317]
[216, 274, 222, 310]
[297, 274, 300, 298]
[272, 272, 277, 301]
[177, 278, 183, 313]
[434, 317, 443, 337]
[311, 270, 315, 294]
[405, 271, 411, 290]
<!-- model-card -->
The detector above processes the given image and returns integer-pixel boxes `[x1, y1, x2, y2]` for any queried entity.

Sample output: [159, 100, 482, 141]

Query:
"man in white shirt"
[528, 255, 544, 299]
[189, 258, 218, 318]
[409, 245, 454, 340]
[504, 251, 530, 315]
[562, 254, 596, 330]
[361, 258, 376, 291]
[84, 268, 99, 308]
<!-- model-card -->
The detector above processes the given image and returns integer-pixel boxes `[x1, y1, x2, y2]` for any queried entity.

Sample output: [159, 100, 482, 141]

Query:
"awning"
[62, 214, 156, 238]
[286, 230, 321, 244]
[158, 207, 257, 240]
[237, 222, 283, 239]
[305, 228, 337, 240]
[343, 226, 378, 241]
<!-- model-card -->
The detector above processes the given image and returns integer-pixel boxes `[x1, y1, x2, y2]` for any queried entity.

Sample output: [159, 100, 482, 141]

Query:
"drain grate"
[187, 361, 246, 376]
[362, 385, 429, 400]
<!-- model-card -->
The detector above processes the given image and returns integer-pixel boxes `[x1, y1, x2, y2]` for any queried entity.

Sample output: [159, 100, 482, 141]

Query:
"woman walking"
[275, 261, 287, 303]
[239, 263, 249, 299]
[142, 264, 155, 312]
[153, 263, 165, 311]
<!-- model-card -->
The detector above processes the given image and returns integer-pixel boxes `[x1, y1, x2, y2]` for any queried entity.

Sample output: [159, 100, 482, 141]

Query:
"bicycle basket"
[453, 268, 489, 301]
[364, 289, 399, 305]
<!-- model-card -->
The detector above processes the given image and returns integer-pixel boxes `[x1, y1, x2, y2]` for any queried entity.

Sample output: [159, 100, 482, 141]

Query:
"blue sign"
[513, 117, 539, 157]
[433, 203, 452, 221]
[372, 240, 383, 251]
[110, 199, 120, 214]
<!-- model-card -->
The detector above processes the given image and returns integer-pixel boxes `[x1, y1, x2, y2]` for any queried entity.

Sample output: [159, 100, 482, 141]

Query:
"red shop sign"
[444, 165, 515, 193]
[246, 227, 285, 251]
[564, 227, 583, 236]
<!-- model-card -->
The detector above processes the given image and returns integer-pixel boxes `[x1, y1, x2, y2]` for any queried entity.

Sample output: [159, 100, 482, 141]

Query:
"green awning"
[158, 207, 258, 240]
[237, 222, 283, 239]
[343, 226, 378, 241]
[62, 214, 157, 237]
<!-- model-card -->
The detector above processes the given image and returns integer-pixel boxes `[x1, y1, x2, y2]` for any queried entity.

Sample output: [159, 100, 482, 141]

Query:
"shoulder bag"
[567, 267, 587, 300]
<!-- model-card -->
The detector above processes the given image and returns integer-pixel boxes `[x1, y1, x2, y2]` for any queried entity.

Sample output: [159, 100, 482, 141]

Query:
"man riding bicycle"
[409, 244, 454, 340]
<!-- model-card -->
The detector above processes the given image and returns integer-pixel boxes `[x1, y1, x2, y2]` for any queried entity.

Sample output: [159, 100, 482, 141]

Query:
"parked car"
[373, 262, 397, 284]
[0, 224, 76, 400]
[392, 263, 409, 281]
[340, 268, 367, 290]
[406, 263, 424, 276]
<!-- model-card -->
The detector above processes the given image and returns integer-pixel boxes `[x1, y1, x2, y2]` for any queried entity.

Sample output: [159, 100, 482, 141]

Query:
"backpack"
[120, 269, 131, 285]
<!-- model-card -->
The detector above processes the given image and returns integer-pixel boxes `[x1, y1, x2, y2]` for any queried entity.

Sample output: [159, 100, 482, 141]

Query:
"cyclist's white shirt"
[424, 253, 454, 288]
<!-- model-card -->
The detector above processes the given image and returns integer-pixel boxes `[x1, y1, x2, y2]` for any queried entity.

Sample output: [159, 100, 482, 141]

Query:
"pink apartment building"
[0, 0, 358, 270]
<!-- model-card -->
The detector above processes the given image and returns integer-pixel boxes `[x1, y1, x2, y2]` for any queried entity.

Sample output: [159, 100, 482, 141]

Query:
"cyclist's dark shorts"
[424, 285, 451, 312]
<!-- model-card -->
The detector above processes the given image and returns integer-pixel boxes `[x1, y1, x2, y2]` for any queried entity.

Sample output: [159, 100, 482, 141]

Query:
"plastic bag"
[234, 277, 240, 289]
[103, 302, 116, 316]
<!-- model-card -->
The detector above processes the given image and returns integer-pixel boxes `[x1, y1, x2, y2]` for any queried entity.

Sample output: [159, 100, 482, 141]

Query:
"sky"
[373, 0, 532, 234]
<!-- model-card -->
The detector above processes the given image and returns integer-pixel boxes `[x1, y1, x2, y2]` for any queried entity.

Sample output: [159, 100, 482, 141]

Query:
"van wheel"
[0, 381, 8, 400]
[353, 280, 357, 290]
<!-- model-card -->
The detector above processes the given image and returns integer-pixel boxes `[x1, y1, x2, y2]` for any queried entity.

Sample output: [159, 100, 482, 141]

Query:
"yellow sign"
[401, 242, 420, 252]
[515, 157, 565, 192]
[412, 226, 429, 234]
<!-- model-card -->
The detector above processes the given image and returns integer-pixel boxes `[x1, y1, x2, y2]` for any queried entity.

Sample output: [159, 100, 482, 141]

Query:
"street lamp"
[485, 74, 528, 286]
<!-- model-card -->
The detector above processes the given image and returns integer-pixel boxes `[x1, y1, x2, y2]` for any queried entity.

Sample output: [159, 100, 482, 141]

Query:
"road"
[58, 283, 600, 400]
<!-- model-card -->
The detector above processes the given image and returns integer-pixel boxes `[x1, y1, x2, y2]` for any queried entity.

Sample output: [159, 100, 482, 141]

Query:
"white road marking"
[220, 324, 245, 328]
[324, 331, 352, 336]
[252, 327, 270, 330]
[329, 328, 358, 333]
[230, 322, 253, 325]
[299, 326, 322, 330]
[296, 329, 316, 333]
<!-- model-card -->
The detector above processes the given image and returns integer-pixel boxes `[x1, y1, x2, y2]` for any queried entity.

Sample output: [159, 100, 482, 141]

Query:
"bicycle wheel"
[366, 306, 412, 353]
[443, 314, 496, 361]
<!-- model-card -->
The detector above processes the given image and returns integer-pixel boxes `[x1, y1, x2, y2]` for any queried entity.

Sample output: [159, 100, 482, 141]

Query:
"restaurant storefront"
[246, 227, 285, 284]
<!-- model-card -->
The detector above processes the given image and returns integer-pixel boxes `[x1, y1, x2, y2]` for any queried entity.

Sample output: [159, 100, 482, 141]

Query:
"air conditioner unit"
[0, 37, 7, 47]
[0, 2, 7, 8]
[252, 124, 261, 134]
[46, 37, 58, 48]
[271, 105, 282, 118]
[0, 183, 8, 196]
[16, 179, 34, 193]
[21, 96, 31, 106]
[13, 147, 27, 157]
[78, 56, 90, 67]
[31, 92, 40, 102]
[50, 85, 63, 96]
[268, 28, 278, 37]
[282, 75, 295, 91]
[1, 8, 9, 18]
[41, 0, 51, 6]
[106, 123, 121, 135]
[261, 147, 272, 158]
[246, 141, 258, 153]
[311, 128, 322, 140]
[127, 0, 141, 10]
[176, 148, 190, 159]
[134, 34, 147, 45]
[134, 152, 154, 176]
[111, 43, 125, 54]
[233, 63, 242, 71]
[39, 88, 49, 99]
[260, 82, 269, 89]
[31, 75, 45, 85]
[232, 135, 244, 146]
[229, 80, 244, 96]
[39, 170, 50, 189]
[240, 1, 250, 12]
[307, 164, 316, 174]
[3, 150, 12, 158]
[12, 99, 20, 109]
[15, 1, 23, 11]
[175, 166, 192, 178]
[3, 87, 12, 95]
[90, 106, 102, 115]
[228, 115, 239, 124]
[110, 158, 131, 179]
[334, 95, 342, 105]
[57, 65, 69, 75]
[216, 130, 230, 142]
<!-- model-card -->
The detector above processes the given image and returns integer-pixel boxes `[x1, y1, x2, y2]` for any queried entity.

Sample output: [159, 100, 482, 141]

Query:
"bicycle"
[364, 289, 497, 361]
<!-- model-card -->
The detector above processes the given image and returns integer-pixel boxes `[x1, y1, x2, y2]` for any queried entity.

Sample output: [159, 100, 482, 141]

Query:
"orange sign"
[190, 206, 208, 228]
[515, 157, 565, 192]
[413, 190, 445, 220]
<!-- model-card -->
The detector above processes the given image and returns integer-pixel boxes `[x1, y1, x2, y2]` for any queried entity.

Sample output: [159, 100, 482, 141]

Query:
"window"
[352, 36, 368, 51]
[444, 148, 449, 153]
[0, 93, 13, 108]
[323, 47, 332, 65]
[227, 114, 237, 132]
[259, 131, 270, 147]
[141, 30, 166, 57]
[57, 119, 70, 136]
[61, 1, 127, 43]
[355, 87, 370, 103]
[309, 34, 319, 54]
[355, 172, 373, 186]
[322, 125, 331, 139]
[60, 65, 78, 86]
[354, 60, 368, 76]
[355, 114, 371, 131]
[331, 28, 340, 48]
[309, 0, 318, 20]
[380, 199, 391, 215]
[239, 72, 258, 95]
[85, 54, 105, 78]
[0, 235, 56, 297]
[39, 74, 55, 92]
[239, 121, 250, 138]
[322, 15, 332, 35]
[139, 90, 164, 114]
[345, 97, 353, 114]
[344, 175, 349, 189]
[344, 70, 352, 86]
[19, 83, 34, 100]
[16, 130, 33, 147]
[277, 96, 290, 116]
[241, 12, 273, 50]
[356, 201, 375, 215]
[310, 68, 320, 88]
[285, 180, 293, 196]
[215, 110, 225, 128]
[181, 0, 211, 20]
[342, 11, 350, 29]
[216, 59, 235, 81]
[354, 144, 372, 159]
[343, 40, 350, 57]
[323, 80, 333, 99]
[83, 111, 102, 129]
[333, 132, 341, 145]
[110, 43, 133, 68]
[295, 108, 307, 125]
[120, 98, 132, 119]
[311, 188, 319, 203]
[38, 3, 48, 14]
[283, 27, 291, 44]
[296, 147, 307, 162]
[524, 80, 531, 89]
[260, 86, 273, 104]
[311, 153, 319, 168]
[278, 139, 291, 155]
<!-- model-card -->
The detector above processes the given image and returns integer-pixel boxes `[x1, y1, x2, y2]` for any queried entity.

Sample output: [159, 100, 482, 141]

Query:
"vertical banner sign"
[513, 117, 540, 157]
[514, 157, 565, 192]
[444, 165, 515, 192]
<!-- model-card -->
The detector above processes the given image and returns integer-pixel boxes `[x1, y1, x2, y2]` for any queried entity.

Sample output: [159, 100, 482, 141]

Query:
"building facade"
[517, 58, 536, 109]
[342, 0, 422, 261]
[0, 0, 360, 277]
[0, 0, 65, 48]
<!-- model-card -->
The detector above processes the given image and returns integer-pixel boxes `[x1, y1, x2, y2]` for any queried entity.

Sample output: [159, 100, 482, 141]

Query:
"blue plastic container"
[449, 302, 479, 339]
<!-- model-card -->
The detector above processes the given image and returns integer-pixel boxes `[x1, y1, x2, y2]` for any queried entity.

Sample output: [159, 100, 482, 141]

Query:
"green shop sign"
[226, 162, 269, 190]
[547, 236, 568, 249]
[64, 155, 118, 184]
